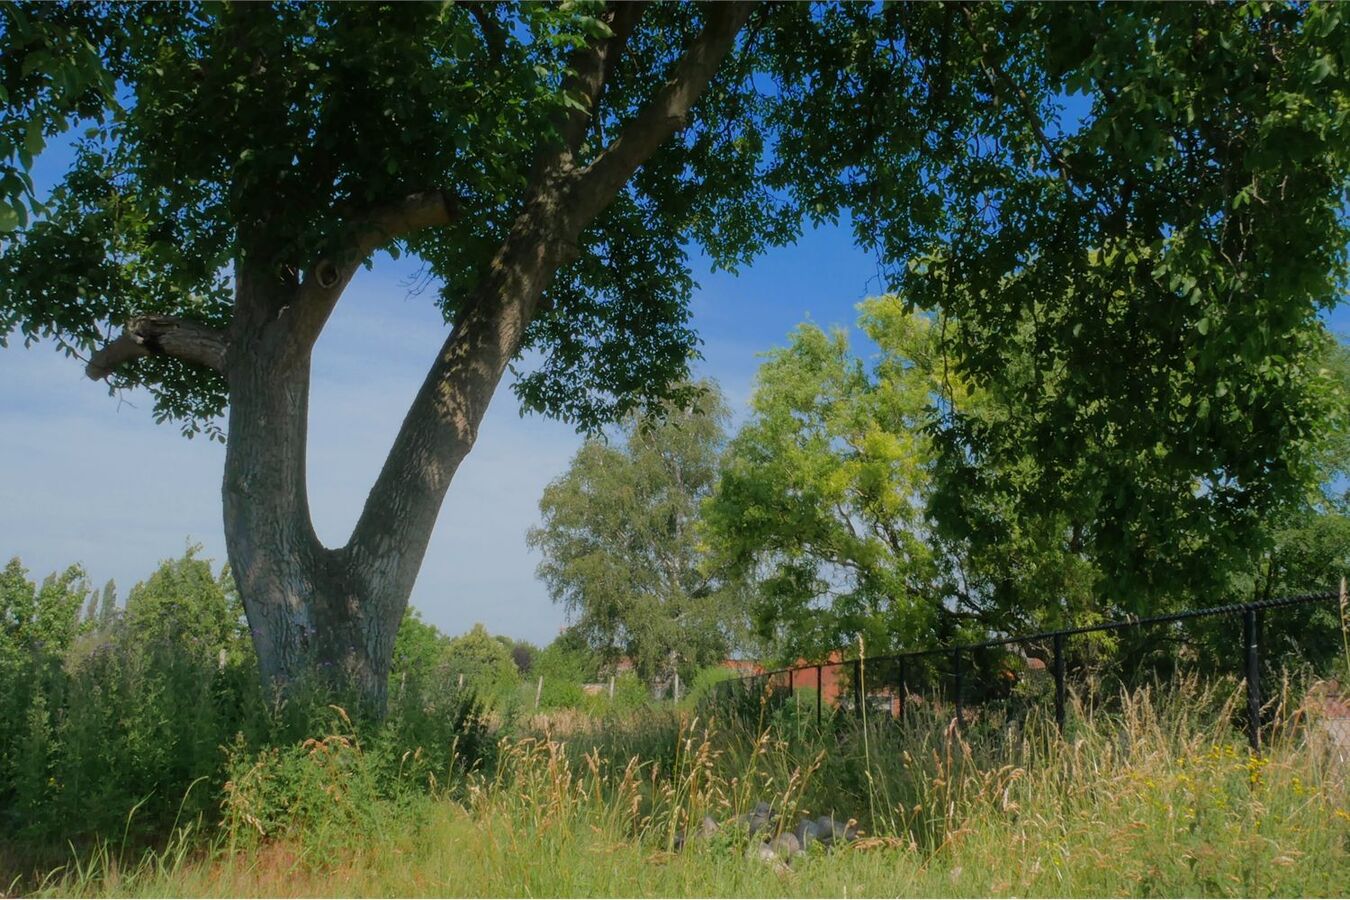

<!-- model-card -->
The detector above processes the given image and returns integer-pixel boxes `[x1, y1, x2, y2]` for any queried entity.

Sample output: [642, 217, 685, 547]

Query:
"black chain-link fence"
[713, 590, 1350, 751]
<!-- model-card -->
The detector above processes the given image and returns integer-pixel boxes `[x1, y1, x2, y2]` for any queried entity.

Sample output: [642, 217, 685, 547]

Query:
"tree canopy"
[705, 301, 952, 660]
[711, 300, 1350, 663]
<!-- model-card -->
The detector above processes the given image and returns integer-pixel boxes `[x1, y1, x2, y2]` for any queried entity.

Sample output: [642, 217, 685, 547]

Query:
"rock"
[746, 840, 790, 874]
[674, 814, 720, 850]
[745, 801, 775, 837]
[794, 817, 824, 849]
[768, 832, 803, 859]
[814, 815, 859, 845]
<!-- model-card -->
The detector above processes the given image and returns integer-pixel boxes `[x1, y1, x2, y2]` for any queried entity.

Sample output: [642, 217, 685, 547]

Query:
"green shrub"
[0, 551, 492, 873]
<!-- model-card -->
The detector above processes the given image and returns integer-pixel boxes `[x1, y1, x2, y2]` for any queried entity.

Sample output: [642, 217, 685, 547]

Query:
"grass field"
[14, 676, 1348, 898]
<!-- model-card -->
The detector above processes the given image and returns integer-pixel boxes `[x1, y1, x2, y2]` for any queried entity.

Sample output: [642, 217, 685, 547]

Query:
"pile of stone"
[676, 801, 860, 866]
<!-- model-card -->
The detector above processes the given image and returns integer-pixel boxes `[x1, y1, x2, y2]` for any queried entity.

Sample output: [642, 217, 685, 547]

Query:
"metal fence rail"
[713, 588, 1346, 751]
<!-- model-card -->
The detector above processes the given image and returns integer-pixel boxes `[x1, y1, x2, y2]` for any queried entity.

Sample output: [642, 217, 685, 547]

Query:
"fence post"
[1244, 607, 1262, 752]
[853, 658, 863, 716]
[1053, 632, 1066, 734]
[816, 664, 823, 727]
[952, 649, 963, 730]
[897, 655, 906, 721]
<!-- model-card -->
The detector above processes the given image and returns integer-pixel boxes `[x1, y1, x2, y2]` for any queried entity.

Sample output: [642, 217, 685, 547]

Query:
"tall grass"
[29, 675, 1350, 898]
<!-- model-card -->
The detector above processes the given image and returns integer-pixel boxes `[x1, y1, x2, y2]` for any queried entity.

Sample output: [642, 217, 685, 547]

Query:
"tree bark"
[218, 261, 429, 713]
[85, 314, 228, 379]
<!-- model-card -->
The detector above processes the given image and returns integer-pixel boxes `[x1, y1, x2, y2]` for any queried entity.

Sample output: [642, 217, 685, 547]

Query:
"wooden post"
[1053, 632, 1066, 734]
[609, 675, 615, 700]
[1244, 608, 1262, 751]
[535, 675, 544, 709]
[816, 664, 823, 726]
[674, 671, 681, 703]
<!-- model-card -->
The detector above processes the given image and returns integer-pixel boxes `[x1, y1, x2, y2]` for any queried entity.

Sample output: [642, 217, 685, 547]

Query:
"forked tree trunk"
[220, 215, 571, 714]
[221, 266, 402, 711]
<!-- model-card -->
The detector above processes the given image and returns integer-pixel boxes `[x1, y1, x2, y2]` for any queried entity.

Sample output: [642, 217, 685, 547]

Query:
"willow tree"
[2, 2, 1346, 710]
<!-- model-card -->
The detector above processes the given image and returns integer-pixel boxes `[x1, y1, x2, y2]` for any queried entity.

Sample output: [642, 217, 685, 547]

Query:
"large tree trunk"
[220, 213, 570, 714]
[220, 265, 404, 712]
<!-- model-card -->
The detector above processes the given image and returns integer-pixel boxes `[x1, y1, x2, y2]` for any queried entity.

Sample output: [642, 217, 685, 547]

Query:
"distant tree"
[390, 608, 454, 690]
[123, 546, 243, 658]
[80, 586, 97, 627]
[706, 302, 961, 660]
[1, 558, 89, 657]
[443, 623, 519, 701]
[96, 578, 116, 624]
[509, 641, 538, 677]
[0, 556, 90, 822]
[529, 385, 747, 683]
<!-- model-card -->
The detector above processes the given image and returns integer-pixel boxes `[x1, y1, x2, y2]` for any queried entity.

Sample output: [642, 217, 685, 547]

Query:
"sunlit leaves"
[705, 301, 953, 661]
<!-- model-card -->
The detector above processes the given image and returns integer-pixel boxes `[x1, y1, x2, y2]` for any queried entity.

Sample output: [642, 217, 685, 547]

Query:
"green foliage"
[0, 3, 113, 233]
[712, 294, 1350, 663]
[4, 3, 1342, 452]
[0, 550, 489, 862]
[607, 671, 650, 715]
[0, 3, 789, 431]
[442, 623, 520, 706]
[530, 384, 748, 682]
[0, 552, 257, 846]
[123, 544, 243, 657]
[681, 664, 738, 713]
[35, 680, 1350, 899]
[530, 631, 599, 711]
[706, 302, 954, 661]
[913, 3, 1350, 607]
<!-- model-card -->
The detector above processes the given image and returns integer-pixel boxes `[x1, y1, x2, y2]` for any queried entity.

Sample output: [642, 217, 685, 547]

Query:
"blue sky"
[0, 191, 883, 644]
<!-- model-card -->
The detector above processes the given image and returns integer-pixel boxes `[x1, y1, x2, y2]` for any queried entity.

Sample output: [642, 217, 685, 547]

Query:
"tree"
[706, 302, 949, 660]
[529, 385, 744, 682]
[123, 545, 243, 655]
[2, 3, 1346, 710]
[96, 578, 116, 625]
[709, 299, 1349, 662]
[509, 640, 539, 677]
[442, 623, 519, 702]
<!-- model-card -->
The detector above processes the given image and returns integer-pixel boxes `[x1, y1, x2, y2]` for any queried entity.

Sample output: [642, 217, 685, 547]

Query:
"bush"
[0, 552, 492, 870]
[682, 665, 737, 711]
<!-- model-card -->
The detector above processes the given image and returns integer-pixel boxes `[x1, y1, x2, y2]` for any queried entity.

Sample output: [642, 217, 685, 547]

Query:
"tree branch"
[572, 1, 756, 219]
[462, 1, 507, 59]
[341, 4, 756, 597]
[555, 2, 648, 161]
[956, 5, 1091, 200]
[85, 314, 228, 379]
[308, 189, 459, 289]
[289, 189, 459, 351]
